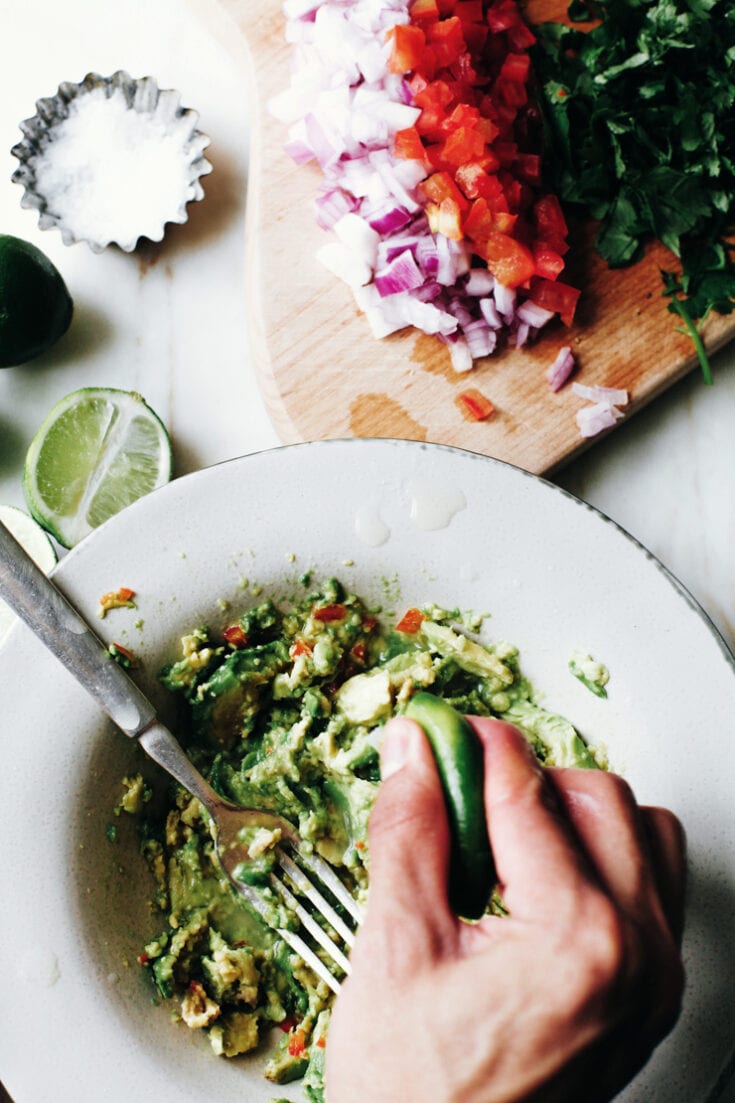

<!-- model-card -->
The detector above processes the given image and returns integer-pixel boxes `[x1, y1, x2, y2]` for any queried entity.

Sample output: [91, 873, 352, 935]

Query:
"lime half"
[0, 504, 58, 646]
[24, 387, 173, 548]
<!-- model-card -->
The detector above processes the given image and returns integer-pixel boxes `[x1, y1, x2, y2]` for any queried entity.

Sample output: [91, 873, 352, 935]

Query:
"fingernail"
[380, 719, 420, 780]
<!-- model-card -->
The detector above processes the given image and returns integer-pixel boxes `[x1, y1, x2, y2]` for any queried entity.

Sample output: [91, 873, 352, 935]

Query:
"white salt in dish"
[11, 70, 212, 252]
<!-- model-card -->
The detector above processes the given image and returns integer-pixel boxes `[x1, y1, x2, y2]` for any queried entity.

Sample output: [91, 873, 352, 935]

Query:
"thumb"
[360, 717, 455, 963]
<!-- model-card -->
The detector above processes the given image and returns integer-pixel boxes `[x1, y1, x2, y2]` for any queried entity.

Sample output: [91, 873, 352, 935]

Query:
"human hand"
[326, 717, 685, 1103]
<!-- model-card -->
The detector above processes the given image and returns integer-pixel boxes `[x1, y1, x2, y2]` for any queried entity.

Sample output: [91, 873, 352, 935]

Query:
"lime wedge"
[0, 504, 58, 646]
[24, 387, 173, 548]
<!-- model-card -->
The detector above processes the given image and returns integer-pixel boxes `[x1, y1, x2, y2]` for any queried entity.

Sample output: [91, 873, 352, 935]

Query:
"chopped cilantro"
[533, 0, 735, 383]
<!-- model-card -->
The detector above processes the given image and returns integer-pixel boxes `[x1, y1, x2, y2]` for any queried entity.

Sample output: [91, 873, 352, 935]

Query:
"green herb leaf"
[533, 0, 735, 382]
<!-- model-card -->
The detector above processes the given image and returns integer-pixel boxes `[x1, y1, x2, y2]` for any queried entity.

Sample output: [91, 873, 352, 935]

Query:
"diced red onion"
[413, 281, 443, 301]
[576, 403, 621, 438]
[316, 241, 372, 288]
[479, 297, 503, 329]
[515, 321, 531, 348]
[442, 335, 474, 373]
[305, 113, 340, 169]
[465, 269, 495, 296]
[494, 282, 517, 320]
[464, 319, 497, 359]
[285, 138, 315, 165]
[314, 187, 359, 229]
[447, 298, 474, 327]
[283, 0, 319, 24]
[415, 237, 440, 277]
[334, 212, 380, 267]
[545, 346, 575, 392]
[572, 382, 629, 407]
[436, 233, 458, 286]
[517, 301, 555, 328]
[374, 248, 424, 296]
[367, 204, 412, 234]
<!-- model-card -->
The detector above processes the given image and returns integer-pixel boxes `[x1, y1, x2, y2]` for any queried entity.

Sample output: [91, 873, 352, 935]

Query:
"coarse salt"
[31, 86, 200, 250]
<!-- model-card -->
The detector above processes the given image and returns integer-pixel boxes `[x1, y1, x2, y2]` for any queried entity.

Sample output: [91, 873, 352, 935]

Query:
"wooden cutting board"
[205, 0, 735, 474]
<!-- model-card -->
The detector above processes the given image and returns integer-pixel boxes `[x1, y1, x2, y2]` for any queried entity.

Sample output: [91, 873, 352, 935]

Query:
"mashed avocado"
[123, 579, 600, 1102]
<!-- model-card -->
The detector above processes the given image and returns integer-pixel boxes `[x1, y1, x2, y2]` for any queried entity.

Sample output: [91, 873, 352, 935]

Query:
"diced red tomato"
[533, 243, 565, 281]
[410, 0, 440, 20]
[394, 125, 427, 164]
[290, 638, 313, 658]
[500, 52, 530, 83]
[464, 196, 493, 243]
[529, 277, 581, 325]
[351, 641, 367, 663]
[396, 608, 425, 634]
[427, 197, 464, 240]
[454, 0, 484, 21]
[288, 1029, 307, 1058]
[117, 587, 135, 602]
[386, 0, 577, 323]
[313, 603, 347, 623]
[485, 0, 524, 33]
[482, 231, 536, 288]
[456, 388, 496, 421]
[533, 194, 569, 252]
[388, 23, 426, 73]
[515, 153, 541, 186]
[223, 624, 248, 649]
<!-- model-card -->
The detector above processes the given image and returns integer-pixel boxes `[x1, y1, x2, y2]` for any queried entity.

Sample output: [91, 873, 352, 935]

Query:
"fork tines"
[270, 844, 364, 995]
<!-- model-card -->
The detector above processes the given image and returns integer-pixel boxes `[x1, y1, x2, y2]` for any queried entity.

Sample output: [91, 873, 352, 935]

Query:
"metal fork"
[0, 520, 362, 994]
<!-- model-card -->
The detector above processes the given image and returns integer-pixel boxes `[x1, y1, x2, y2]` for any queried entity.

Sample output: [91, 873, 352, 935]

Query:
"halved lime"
[0, 504, 58, 646]
[24, 387, 173, 548]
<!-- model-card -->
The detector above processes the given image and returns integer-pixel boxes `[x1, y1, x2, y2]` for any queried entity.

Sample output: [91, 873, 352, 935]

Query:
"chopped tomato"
[109, 642, 136, 666]
[420, 170, 468, 210]
[313, 603, 347, 623]
[117, 587, 135, 602]
[290, 638, 313, 658]
[351, 641, 367, 663]
[455, 0, 484, 20]
[388, 23, 426, 73]
[362, 615, 378, 632]
[533, 194, 569, 253]
[533, 243, 565, 281]
[499, 51, 530, 84]
[482, 231, 536, 288]
[387, 0, 577, 325]
[410, 0, 440, 20]
[529, 277, 581, 326]
[288, 1029, 307, 1058]
[456, 388, 496, 421]
[427, 197, 464, 240]
[223, 624, 248, 649]
[394, 126, 428, 164]
[396, 608, 426, 634]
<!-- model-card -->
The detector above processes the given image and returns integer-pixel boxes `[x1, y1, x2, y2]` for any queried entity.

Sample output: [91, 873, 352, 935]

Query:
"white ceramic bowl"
[1, 440, 734, 1103]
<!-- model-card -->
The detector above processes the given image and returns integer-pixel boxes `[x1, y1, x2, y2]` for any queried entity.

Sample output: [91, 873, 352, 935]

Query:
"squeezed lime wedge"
[24, 387, 172, 548]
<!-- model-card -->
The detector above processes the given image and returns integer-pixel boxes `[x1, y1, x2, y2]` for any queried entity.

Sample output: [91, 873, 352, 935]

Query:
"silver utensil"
[0, 519, 362, 993]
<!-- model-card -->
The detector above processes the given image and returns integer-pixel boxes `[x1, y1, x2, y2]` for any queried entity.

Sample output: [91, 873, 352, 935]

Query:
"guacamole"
[122, 578, 600, 1102]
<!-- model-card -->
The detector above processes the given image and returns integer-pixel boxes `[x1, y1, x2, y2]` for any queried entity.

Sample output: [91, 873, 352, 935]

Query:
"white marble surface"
[1, 0, 734, 1099]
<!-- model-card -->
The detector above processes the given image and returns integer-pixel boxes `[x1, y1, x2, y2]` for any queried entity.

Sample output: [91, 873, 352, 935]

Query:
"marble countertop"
[1, 0, 734, 1099]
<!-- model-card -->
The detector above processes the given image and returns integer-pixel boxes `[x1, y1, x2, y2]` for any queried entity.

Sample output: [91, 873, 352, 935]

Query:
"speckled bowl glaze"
[1, 440, 734, 1103]
[10, 70, 212, 252]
